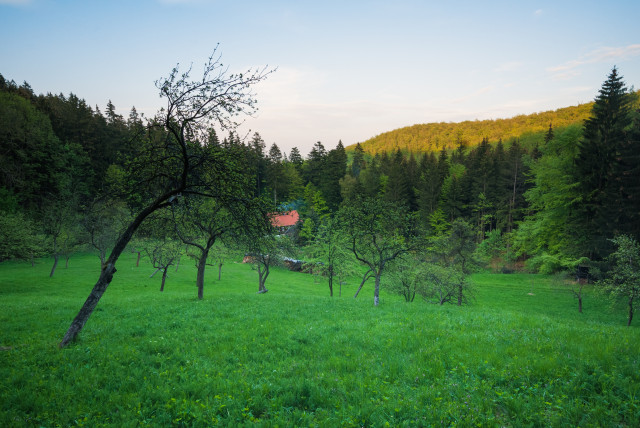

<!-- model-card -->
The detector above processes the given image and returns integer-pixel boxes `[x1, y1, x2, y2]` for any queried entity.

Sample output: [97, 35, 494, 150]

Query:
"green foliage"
[0, 210, 43, 261]
[574, 68, 636, 258]
[474, 229, 506, 268]
[298, 183, 330, 243]
[598, 235, 640, 326]
[336, 197, 420, 304]
[349, 102, 594, 155]
[306, 217, 359, 297]
[514, 125, 583, 262]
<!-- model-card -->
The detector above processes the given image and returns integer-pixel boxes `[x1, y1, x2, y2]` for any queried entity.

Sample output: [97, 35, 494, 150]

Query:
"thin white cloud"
[534, 9, 544, 16]
[548, 44, 640, 77]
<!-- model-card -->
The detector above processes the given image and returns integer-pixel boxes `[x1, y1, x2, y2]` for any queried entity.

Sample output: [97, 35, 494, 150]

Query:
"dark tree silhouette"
[59, 48, 272, 347]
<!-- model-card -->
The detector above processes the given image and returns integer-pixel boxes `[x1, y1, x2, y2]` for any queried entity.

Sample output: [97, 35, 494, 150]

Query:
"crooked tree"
[59, 49, 272, 348]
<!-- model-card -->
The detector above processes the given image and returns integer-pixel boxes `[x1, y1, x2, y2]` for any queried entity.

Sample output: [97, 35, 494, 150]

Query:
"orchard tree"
[307, 216, 357, 297]
[59, 48, 272, 348]
[172, 196, 235, 300]
[598, 235, 640, 326]
[82, 198, 130, 269]
[145, 236, 182, 292]
[427, 219, 476, 305]
[387, 256, 423, 302]
[244, 233, 296, 294]
[337, 197, 420, 306]
[422, 263, 470, 306]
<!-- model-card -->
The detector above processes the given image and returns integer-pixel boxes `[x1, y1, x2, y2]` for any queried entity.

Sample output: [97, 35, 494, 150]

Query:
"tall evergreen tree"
[320, 141, 347, 210]
[288, 146, 303, 172]
[303, 141, 327, 188]
[574, 67, 633, 258]
[351, 142, 366, 178]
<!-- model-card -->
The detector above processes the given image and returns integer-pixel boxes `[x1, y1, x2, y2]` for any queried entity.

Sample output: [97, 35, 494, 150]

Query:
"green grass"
[1, 252, 639, 426]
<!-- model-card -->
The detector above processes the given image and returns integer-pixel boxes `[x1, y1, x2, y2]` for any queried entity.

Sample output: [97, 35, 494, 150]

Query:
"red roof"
[271, 210, 299, 228]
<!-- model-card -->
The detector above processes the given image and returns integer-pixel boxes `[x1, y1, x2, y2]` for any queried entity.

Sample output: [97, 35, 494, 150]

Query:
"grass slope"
[1, 253, 639, 426]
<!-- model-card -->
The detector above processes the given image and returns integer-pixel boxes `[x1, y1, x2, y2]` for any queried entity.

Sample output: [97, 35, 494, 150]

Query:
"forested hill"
[349, 102, 594, 155]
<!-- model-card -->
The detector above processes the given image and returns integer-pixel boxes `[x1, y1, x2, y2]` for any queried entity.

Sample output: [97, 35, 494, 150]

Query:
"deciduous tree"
[59, 48, 272, 347]
[337, 197, 420, 306]
[598, 235, 640, 326]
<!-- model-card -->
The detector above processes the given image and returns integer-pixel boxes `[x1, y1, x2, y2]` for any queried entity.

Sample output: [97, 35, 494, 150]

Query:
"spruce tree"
[575, 67, 632, 258]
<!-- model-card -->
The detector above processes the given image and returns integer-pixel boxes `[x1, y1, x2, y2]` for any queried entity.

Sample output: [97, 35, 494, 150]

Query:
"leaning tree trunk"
[257, 261, 269, 293]
[628, 297, 634, 327]
[354, 269, 373, 299]
[160, 267, 168, 292]
[59, 260, 117, 348]
[50, 254, 59, 278]
[59, 196, 176, 348]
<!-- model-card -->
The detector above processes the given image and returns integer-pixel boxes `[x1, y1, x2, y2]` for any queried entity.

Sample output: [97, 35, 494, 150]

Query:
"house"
[270, 210, 299, 234]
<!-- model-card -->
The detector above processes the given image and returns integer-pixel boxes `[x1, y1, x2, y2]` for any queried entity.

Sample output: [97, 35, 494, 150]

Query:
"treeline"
[353, 102, 595, 155]
[1, 67, 639, 278]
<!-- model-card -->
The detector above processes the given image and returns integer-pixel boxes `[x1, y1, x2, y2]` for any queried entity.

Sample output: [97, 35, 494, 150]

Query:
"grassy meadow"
[1, 252, 639, 427]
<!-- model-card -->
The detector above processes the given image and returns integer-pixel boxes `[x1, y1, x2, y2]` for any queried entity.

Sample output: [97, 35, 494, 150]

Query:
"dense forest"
[1, 66, 639, 310]
[352, 101, 595, 155]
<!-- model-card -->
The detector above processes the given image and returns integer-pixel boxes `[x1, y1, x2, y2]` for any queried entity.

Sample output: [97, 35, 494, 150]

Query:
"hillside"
[348, 102, 594, 155]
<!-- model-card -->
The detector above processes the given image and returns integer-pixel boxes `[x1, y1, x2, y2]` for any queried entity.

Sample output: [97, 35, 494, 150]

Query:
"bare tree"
[59, 48, 272, 348]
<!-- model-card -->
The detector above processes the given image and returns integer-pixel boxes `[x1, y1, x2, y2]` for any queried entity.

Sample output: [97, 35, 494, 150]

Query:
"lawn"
[1, 252, 639, 426]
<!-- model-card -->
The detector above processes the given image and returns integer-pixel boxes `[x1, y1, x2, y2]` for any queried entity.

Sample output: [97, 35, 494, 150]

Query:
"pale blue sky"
[1, 0, 639, 155]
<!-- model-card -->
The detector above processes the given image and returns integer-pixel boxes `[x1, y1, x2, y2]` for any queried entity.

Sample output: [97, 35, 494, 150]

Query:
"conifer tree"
[351, 142, 366, 178]
[574, 67, 633, 258]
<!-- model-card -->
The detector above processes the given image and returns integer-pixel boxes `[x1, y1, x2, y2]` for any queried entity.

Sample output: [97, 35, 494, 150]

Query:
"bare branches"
[155, 47, 275, 144]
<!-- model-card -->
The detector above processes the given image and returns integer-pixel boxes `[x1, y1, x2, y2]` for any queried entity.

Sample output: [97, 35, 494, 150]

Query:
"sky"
[1, 0, 640, 156]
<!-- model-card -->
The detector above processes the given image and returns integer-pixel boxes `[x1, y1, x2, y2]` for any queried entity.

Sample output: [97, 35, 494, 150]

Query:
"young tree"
[307, 217, 357, 297]
[82, 198, 129, 268]
[337, 197, 420, 306]
[598, 235, 640, 326]
[145, 236, 182, 292]
[211, 241, 236, 281]
[427, 219, 476, 305]
[244, 234, 295, 294]
[172, 197, 235, 299]
[59, 48, 272, 348]
[422, 263, 470, 306]
[386, 256, 423, 302]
